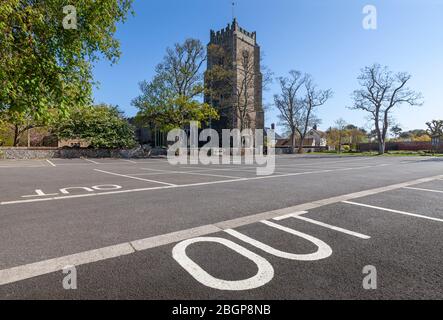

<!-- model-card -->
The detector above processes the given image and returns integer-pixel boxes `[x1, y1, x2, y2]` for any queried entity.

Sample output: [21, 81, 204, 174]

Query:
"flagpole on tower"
[232, 2, 235, 20]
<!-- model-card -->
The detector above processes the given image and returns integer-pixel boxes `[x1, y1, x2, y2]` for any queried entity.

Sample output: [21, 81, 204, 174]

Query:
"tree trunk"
[338, 135, 342, 154]
[13, 125, 20, 147]
[378, 141, 385, 155]
[297, 138, 304, 154]
[291, 131, 296, 154]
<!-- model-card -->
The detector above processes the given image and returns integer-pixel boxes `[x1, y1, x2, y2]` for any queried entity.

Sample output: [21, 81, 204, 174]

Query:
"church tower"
[205, 19, 264, 132]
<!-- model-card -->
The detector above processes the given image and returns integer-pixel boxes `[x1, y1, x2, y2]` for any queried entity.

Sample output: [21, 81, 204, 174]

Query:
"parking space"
[0, 155, 442, 299]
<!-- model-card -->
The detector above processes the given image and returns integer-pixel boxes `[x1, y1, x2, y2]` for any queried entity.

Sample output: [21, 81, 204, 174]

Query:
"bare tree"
[390, 124, 403, 140]
[426, 120, 443, 138]
[274, 70, 306, 153]
[426, 120, 443, 155]
[334, 118, 348, 154]
[274, 72, 332, 154]
[351, 64, 423, 154]
[235, 50, 256, 130]
[296, 76, 332, 153]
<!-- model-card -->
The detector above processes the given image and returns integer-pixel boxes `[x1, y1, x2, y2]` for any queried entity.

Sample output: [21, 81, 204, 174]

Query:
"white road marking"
[141, 168, 242, 180]
[46, 160, 56, 167]
[172, 237, 274, 291]
[273, 211, 309, 221]
[92, 185, 122, 191]
[83, 158, 100, 164]
[145, 166, 259, 174]
[1, 165, 439, 206]
[22, 190, 59, 198]
[132, 225, 222, 251]
[403, 186, 443, 194]
[123, 160, 137, 164]
[0, 165, 47, 168]
[225, 221, 332, 261]
[272, 157, 379, 167]
[60, 187, 94, 195]
[0, 243, 134, 286]
[274, 212, 370, 239]
[94, 169, 177, 186]
[0, 174, 442, 286]
[342, 201, 443, 223]
[133, 167, 289, 176]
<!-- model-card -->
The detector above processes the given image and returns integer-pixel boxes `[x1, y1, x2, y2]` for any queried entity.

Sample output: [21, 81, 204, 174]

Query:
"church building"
[205, 19, 264, 133]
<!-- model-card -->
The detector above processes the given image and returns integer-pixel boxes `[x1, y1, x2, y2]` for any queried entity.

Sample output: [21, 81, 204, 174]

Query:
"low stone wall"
[0, 146, 167, 160]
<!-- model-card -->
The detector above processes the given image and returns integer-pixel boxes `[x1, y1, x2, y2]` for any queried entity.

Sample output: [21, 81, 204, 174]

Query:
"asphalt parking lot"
[0, 155, 442, 299]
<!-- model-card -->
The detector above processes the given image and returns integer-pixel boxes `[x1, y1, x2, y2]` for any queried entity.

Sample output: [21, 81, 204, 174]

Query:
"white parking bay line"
[94, 169, 177, 186]
[342, 201, 443, 223]
[141, 168, 242, 179]
[403, 187, 443, 194]
[83, 158, 100, 164]
[46, 159, 56, 167]
[282, 214, 371, 239]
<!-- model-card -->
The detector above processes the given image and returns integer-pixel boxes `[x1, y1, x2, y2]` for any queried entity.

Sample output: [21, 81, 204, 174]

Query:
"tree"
[426, 120, 443, 154]
[274, 72, 332, 153]
[56, 104, 136, 149]
[334, 118, 348, 153]
[426, 120, 443, 138]
[296, 76, 332, 153]
[274, 71, 306, 153]
[346, 125, 367, 149]
[390, 125, 403, 139]
[0, 108, 57, 146]
[0, 0, 133, 130]
[133, 39, 218, 132]
[326, 120, 362, 153]
[351, 64, 423, 154]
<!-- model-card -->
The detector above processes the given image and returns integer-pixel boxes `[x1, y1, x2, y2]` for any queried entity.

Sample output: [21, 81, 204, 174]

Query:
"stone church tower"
[205, 19, 264, 132]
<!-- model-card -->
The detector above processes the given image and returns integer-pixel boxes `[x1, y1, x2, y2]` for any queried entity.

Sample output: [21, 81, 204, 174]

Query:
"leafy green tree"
[132, 39, 219, 132]
[56, 104, 136, 149]
[0, 0, 133, 125]
[0, 108, 56, 146]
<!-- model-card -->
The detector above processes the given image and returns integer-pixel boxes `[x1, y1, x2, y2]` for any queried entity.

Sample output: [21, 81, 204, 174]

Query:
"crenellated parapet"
[210, 18, 256, 44]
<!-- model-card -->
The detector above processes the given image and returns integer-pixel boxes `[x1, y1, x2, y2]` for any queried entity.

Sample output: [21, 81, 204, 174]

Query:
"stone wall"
[0, 146, 167, 160]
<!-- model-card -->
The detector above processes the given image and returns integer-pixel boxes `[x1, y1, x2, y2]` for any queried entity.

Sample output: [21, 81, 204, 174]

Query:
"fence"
[357, 141, 443, 152]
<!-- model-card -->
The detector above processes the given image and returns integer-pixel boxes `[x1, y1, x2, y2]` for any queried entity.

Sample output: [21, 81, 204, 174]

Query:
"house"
[304, 126, 327, 152]
[275, 125, 327, 153]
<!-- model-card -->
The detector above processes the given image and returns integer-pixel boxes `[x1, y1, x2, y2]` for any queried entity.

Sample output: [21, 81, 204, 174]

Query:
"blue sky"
[92, 0, 443, 135]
